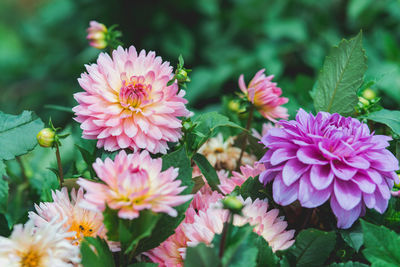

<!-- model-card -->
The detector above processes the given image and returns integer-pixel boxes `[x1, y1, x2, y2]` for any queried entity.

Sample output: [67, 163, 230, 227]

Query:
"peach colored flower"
[73, 45, 191, 154]
[198, 133, 256, 171]
[28, 187, 119, 251]
[239, 69, 288, 122]
[78, 150, 192, 219]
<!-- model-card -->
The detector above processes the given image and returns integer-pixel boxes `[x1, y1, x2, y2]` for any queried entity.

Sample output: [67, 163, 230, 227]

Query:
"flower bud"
[362, 88, 376, 101]
[87, 21, 108, 49]
[228, 100, 240, 112]
[37, 128, 56, 147]
[395, 174, 400, 189]
[358, 96, 369, 106]
[176, 69, 188, 82]
[222, 196, 243, 213]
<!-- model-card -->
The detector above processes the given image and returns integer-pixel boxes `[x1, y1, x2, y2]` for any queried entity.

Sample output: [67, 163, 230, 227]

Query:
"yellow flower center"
[68, 220, 96, 245]
[119, 76, 151, 109]
[19, 247, 42, 267]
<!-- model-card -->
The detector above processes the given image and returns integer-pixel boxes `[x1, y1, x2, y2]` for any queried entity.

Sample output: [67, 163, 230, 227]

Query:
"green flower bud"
[176, 69, 188, 82]
[37, 128, 56, 148]
[358, 97, 369, 106]
[362, 88, 376, 101]
[222, 196, 243, 213]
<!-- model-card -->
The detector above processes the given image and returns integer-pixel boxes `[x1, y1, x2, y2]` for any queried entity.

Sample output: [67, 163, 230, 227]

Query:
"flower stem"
[55, 143, 64, 187]
[237, 105, 255, 169]
[219, 213, 233, 258]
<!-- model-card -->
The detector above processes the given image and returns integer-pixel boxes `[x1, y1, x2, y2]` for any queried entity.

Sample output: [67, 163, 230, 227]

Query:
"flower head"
[36, 128, 56, 148]
[73, 45, 191, 154]
[78, 150, 192, 219]
[198, 133, 256, 171]
[239, 69, 288, 122]
[259, 109, 400, 228]
[28, 187, 118, 251]
[87, 21, 107, 49]
[0, 220, 80, 267]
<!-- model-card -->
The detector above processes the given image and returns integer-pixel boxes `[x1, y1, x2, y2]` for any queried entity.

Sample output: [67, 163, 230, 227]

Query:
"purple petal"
[364, 150, 399, 172]
[297, 146, 328, 165]
[330, 195, 362, 229]
[310, 164, 334, 190]
[272, 174, 298, 206]
[365, 169, 382, 184]
[376, 181, 391, 200]
[282, 159, 309, 186]
[270, 148, 296, 165]
[343, 156, 370, 170]
[318, 142, 340, 160]
[331, 160, 357, 180]
[363, 192, 376, 209]
[333, 179, 361, 210]
[373, 189, 389, 214]
[298, 172, 332, 208]
[352, 173, 376, 194]
[259, 169, 278, 185]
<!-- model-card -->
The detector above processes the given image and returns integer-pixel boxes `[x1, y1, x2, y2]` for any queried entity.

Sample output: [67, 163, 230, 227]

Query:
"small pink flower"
[87, 21, 108, 49]
[73, 45, 191, 154]
[239, 69, 288, 122]
[77, 150, 192, 219]
[252, 122, 277, 140]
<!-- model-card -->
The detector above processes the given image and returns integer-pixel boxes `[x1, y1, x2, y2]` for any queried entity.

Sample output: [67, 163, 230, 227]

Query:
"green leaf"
[340, 222, 363, 252]
[191, 112, 243, 151]
[80, 237, 115, 267]
[312, 32, 367, 115]
[0, 161, 8, 214]
[0, 110, 44, 160]
[192, 153, 221, 193]
[254, 235, 280, 267]
[288, 228, 336, 267]
[134, 147, 194, 253]
[103, 206, 119, 241]
[361, 220, 400, 266]
[364, 109, 400, 135]
[232, 176, 265, 201]
[212, 225, 258, 267]
[184, 243, 221, 267]
[128, 263, 158, 267]
[329, 262, 369, 267]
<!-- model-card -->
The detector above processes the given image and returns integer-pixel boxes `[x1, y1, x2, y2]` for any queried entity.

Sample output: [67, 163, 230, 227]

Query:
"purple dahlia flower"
[259, 109, 399, 229]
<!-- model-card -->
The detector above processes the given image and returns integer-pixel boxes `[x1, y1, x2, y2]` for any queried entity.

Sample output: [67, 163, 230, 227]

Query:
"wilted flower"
[182, 196, 295, 252]
[0, 220, 80, 266]
[239, 69, 288, 122]
[198, 133, 256, 171]
[73, 45, 191, 154]
[37, 128, 56, 148]
[259, 109, 399, 228]
[78, 150, 192, 219]
[87, 21, 107, 49]
[28, 187, 119, 251]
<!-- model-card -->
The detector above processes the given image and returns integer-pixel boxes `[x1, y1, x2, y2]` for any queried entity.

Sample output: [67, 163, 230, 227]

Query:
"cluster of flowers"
[1, 21, 398, 266]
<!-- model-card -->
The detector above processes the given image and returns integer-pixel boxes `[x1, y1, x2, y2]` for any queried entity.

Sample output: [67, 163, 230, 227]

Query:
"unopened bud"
[176, 69, 188, 82]
[228, 100, 240, 112]
[37, 128, 56, 147]
[87, 21, 108, 49]
[362, 88, 376, 101]
[358, 97, 369, 106]
[222, 196, 243, 213]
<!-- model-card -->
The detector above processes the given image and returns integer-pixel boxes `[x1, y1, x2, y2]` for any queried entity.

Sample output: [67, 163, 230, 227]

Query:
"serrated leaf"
[288, 228, 336, 267]
[313, 32, 367, 115]
[232, 176, 265, 201]
[0, 161, 8, 214]
[255, 235, 280, 267]
[184, 243, 221, 267]
[134, 147, 194, 253]
[340, 222, 363, 252]
[329, 262, 369, 267]
[361, 220, 400, 266]
[0, 110, 44, 160]
[192, 153, 222, 193]
[80, 237, 115, 267]
[364, 109, 400, 135]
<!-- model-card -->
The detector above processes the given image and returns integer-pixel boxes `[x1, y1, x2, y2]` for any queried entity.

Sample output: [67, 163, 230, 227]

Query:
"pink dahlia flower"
[239, 69, 288, 122]
[182, 196, 295, 252]
[73, 45, 191, 154]
[259, 109, 400, 229]
[87, 21, 107, 49]
[28, 187, 119, 251]
[77, 150, 192, 219]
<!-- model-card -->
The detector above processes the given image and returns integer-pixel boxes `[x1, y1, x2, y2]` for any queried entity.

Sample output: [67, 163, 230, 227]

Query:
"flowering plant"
[1, 21, 400, 267]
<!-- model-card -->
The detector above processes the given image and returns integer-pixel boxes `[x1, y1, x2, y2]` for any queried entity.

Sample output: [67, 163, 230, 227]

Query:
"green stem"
[237, 105, 255, 169]
[16, 156, 28, 183]
[55, 143, 64, 187]
[219, 213, 233, 258]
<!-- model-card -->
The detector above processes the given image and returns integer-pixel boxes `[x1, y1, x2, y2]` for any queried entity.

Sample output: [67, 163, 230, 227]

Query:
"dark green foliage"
[81, 237, 115, 267]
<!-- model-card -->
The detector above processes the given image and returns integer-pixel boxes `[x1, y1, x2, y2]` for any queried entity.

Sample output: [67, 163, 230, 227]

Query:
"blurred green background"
[1, 0, 400, 123]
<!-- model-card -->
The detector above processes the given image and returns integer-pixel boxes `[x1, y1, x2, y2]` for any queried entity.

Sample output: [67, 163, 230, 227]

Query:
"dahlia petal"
[282, 159, 309, 186]
[270, 148, 296, 165]
[363, 192, 376, 209]
[331, 160, 357, 180]
[343, 156, 370, 170]
[297, 146, 328, 165]
[310, 164, 334, 190]
[352, 173, 376, 194]
[273, 174, 298, 206]
[330, 195, 362, 229]
[298, 171, 331, 208]
[333, 179, 361, 210]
